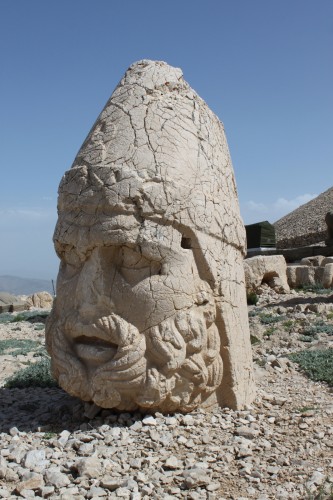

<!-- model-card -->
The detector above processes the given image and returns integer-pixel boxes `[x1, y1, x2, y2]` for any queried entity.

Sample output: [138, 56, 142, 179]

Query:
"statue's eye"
[118, 246, 161, 283]
[119, 246, 151, 269]
[60, 261, 81, 280]
[181, 236, 192, 249]
[56, 244, 83, 280]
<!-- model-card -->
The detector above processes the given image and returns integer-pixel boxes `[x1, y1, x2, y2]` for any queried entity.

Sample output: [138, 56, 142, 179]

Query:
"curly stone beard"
[46, 301, 223, 413]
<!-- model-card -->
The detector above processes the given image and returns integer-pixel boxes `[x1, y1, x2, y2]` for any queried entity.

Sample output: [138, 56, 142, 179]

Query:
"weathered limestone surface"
[0, 292, 27, 313]
[287, 256, 333, 289]
[322, 263, 333, 289]
[46, 60, 255, 412]
[287, 266, 325, 289]
[300, 256, 325, 267]
[26, 292, 53, 310]
[244, 255, 290, 294]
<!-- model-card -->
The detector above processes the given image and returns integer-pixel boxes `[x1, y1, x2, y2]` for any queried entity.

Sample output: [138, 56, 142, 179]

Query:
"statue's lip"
[68, 322, 116, 345]
[74, 335, 118, 364]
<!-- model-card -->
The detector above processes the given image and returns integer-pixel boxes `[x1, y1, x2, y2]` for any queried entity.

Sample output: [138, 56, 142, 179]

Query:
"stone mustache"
[46, 60, 255, 412]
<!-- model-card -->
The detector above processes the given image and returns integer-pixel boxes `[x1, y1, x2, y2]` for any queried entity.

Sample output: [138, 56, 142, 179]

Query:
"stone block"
[323, 263, 333, 288]
[244, 255, 289, 293]
[287, 265, 325, 288]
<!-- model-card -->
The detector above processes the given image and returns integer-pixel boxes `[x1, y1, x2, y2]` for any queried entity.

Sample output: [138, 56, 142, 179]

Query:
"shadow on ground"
[0, 386, 88, 433]
[0, 386, 149, 434]
[264, 293, 333, 309]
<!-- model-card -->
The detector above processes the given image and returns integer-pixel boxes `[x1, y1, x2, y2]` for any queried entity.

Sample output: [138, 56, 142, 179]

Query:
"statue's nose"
[75, 248, 117, 319]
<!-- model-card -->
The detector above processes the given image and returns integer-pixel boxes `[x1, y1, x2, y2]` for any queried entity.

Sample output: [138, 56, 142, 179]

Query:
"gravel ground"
[0, 288, 332, 500]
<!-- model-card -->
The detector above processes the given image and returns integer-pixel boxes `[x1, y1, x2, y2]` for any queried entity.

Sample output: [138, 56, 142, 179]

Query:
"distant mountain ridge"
[0, 275, 54, 295]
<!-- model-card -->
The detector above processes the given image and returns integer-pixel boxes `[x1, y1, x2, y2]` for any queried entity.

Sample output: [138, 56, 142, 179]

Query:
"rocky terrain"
[274, 186, 333, 249]
[0, 288, 332, 500]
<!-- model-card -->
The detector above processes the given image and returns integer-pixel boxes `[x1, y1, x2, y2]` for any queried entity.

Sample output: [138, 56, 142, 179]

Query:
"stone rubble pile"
[274, 186, 333, 249]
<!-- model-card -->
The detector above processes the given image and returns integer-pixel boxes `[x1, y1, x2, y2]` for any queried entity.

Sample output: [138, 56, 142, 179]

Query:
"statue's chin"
[48, 307, 223, 412]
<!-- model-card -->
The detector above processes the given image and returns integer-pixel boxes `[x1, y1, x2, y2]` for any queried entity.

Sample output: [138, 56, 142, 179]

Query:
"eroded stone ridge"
[46, 60, 255, 412]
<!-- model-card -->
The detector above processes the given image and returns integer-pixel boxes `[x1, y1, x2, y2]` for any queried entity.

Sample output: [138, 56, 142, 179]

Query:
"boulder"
[322, 257, 333, 266]
[0, 292, 27, 313]
[322, 263, 333, 288]
[300, 256, 325, 267]
[244, 255, 290, 294]
[26, 291, 53, 309]
[286, 265, 325, 288]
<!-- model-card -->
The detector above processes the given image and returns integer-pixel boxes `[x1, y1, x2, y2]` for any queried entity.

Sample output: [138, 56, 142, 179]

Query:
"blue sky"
[0, 0, 332, 280]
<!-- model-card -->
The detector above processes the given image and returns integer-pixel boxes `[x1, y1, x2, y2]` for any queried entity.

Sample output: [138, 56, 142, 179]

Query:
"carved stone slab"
[46, 60, 255, 412]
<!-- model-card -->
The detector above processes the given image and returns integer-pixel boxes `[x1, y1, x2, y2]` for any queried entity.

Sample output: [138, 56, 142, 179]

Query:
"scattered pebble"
[0, 291, 332, 498]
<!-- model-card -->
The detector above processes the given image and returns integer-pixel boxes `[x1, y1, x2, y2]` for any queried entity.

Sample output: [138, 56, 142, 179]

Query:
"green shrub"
[283, 320, 294, 331]
[4, 358, 57, 388]
[248, 309, 260, 317]
[0, 339, 43, 357]
[297, 283, 333, 295]
[299, 335, 317, 343]
[301, 321, 333, 337]
[247, 292, 259, 305]
[289, 348, 333, 386]
[0, 312, 14, 324]
[264, 326, 277, 337]
[250, 334, 261, 345]
[34, 323, 45, 331]
[43, 432, 57, 440]
[11, 310, 50, 323]
[259, 313, 284, 325]
[0, 311, 50, 324]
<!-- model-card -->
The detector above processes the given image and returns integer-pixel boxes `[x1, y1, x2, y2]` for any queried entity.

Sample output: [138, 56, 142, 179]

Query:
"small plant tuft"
[283, 320, 294, 331]
[259, 313, 284, 325]
[247, 291, 259, 305]
[297, 283, 333, 295]
[264, 326, 277, 337]
[289, 348, 333, 387]
[43, 432, 57, 440]
[250, 334, 261, 345]
[10, 310, 50, 324]
[301, 321, 333, 338]
[296, 406, 318, 413]
[248, 309, 260, 318]
[4, 358, 57, 388]
[0, 312, 14, 324]
[299, 335, 317, 343]
[0, 339, 44, 357]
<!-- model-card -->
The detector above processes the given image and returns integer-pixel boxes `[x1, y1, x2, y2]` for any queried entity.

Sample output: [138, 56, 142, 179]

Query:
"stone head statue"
[46, 60, 255, 412]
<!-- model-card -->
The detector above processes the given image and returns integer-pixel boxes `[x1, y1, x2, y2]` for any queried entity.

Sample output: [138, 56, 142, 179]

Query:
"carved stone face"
[46, 209, 223, 412]
[46, 60, 255, 412]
